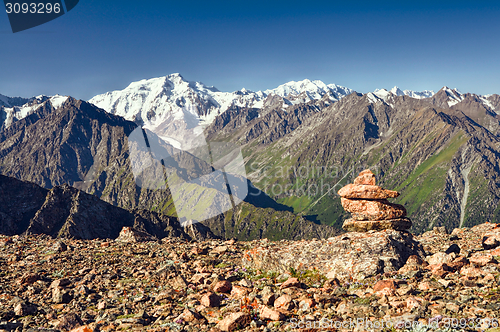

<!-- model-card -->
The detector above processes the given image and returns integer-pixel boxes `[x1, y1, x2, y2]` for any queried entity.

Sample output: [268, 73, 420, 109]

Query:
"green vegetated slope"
[214, 92, 500, 234]
[201, 201, 339, 241]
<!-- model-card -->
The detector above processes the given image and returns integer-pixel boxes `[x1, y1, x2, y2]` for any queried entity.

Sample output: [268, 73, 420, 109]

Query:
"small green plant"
[116, 314, 135, 319]
[215, 262, 231, 269]
[51, 269, 65, 278]
[288, 267, 327, 287]
[353, 297, 372, 305]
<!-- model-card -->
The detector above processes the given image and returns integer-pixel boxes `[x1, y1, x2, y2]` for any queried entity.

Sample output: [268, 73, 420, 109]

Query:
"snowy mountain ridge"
[0, 95, 68, 130]
[373, 86, 435, 100]
[2, 75, 498, 146]
[87, 74, 356, 127]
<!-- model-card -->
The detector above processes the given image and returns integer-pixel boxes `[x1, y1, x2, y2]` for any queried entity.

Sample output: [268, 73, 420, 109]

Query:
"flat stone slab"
[338, 183, 399, 199]
[342, 218, 412, 232]
[341, 198, 407, 221]
[242, 229, 424, 281]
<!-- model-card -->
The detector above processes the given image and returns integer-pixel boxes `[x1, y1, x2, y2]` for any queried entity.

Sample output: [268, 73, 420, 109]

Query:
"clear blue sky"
[1, 1, 499, 100]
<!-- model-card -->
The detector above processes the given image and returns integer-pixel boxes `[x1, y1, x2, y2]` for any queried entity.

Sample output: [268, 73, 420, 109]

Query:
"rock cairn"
[338, 169, 412, 232]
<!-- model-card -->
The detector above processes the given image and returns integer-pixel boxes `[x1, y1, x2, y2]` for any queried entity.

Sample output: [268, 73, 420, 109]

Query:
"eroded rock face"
[338, 169, 411, 231]
[242, 230, 424, 281]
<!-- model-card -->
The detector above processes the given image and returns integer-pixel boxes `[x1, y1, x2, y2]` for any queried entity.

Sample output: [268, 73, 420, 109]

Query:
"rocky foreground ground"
[1, 223, 500, 332]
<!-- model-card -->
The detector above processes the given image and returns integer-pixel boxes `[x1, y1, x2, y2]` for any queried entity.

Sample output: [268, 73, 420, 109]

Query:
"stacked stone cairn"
[338, 169, 412, 232]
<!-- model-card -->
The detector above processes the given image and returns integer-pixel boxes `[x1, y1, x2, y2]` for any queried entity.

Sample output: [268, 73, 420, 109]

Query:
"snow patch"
[366, 92, 380, 104]
[480, 97, 495, 110]
[49, 95, 68, 109]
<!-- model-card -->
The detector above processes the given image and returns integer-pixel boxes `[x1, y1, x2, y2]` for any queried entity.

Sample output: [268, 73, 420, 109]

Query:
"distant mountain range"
[1, 74, 500, 237]
[0, 95, 337, 240]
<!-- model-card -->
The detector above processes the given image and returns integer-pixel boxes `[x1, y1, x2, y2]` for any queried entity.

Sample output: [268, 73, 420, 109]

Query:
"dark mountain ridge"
[0, 173, 217, 241]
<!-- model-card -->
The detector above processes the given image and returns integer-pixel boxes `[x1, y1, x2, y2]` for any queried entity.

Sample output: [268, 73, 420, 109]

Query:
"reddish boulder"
[341, 198, 406, 221]
[353, 169, 376, 185]
[338, 184, 399, 199]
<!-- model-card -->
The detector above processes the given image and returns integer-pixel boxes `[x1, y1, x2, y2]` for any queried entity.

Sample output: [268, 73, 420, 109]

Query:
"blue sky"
[1, 1, 500, 100]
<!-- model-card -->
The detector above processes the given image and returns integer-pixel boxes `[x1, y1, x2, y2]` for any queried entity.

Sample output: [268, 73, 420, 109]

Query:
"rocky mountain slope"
[0, 173, 217, 241]
[204, 86, 500, 234]
[1, 223, 499, 331]
[0, 96, 336, 241]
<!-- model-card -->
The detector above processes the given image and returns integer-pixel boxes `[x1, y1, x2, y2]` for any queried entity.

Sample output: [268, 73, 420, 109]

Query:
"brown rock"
[69, 326, 94, 332]
[448, 256, 469, 271]
[230, 285, 250, 298]
[52, 287, 72, 304]
[406, 255, 427, 266]
[211, 245, 229, 254]
[54, 313, 83, 331]
[427, 252, 454, 265]
[201, 292, 221, 307]
[115, 227, 154, 243]
[353, 169, 376, 185]
[216, 312, 251, 332]
[52, 240, 68, 252]
[51, 278, 71, 288]
[460, 266, 484, 278]
[191, 246, 209, 255]
[171, 275, 188, 290]
[274, 294, 294, 311]
[341, 198, 407, 221]
[280, 277, 301, 289]
[418, 281, 436, 291]
[406, 297, 423, 310]
[482, 229, 500, 249]
[338, 184, 399, 199]
[191, 273, 210, 285]
[298, 298, 316, 310]
[243, 230, 424, 282]
[178, 308, 203, 322]
[213, 280, 232, 293]
[313, 293, 339, 304]
[13, 302, 37, 316]
[490, 247, 500, 256]
[469, 253, 496, 266]
[260, 306, 285, 321]
[342, 218, 412, 232]
[18, 273, 40, 285]
[426, 263, 451, 278]
[262, 293, 276, 306]
[373, 279, 397, 292]
[97, 301, 107, 310]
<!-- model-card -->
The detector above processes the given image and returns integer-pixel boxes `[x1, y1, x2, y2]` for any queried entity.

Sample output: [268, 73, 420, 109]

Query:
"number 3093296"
[5, 3, 61, 14]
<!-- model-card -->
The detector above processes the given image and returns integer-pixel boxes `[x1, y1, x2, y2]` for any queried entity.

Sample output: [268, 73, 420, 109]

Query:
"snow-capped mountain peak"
[390, 86, 405, 96]
[88, 75, 355, 150]
[0, 95, 69, 130]
[372, 86, 435, 101]
[263, 79, 353, 102]
[89, 75, 355, 128]
[440, 86, 465, 107]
